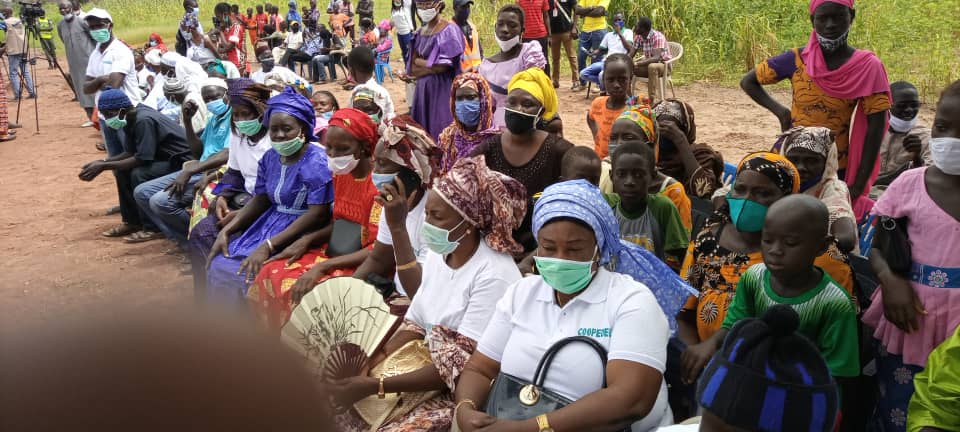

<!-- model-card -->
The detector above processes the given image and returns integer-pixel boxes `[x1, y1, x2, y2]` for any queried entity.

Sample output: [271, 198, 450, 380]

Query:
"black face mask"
[260, 59, 275, 72]
[504, 108, 540, 135]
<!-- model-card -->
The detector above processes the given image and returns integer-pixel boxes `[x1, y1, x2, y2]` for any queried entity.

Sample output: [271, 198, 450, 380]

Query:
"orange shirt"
[588, 96, 627, 159]
[329, 13, 349, 38]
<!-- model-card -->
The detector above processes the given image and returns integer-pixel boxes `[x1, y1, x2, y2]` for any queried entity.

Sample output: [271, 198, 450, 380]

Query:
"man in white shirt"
[578, 12, 634, 90]
[83, 8, 141, 158]
[250, 44, 303, 85]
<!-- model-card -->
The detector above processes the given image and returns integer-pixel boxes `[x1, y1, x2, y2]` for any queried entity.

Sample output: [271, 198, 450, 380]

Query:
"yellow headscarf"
[507, 67, 558, 121]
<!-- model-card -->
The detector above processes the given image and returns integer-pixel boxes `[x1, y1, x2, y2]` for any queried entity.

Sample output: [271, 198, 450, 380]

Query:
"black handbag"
[485, 336, 627, 430]
[877, 216, 912, 277]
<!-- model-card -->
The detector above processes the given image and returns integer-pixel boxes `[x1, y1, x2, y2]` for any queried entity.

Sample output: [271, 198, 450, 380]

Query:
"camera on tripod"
[18, 1, 45, 26]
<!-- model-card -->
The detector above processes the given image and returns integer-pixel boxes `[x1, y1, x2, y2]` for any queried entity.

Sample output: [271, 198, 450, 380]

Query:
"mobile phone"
[396, 169, 421, 195]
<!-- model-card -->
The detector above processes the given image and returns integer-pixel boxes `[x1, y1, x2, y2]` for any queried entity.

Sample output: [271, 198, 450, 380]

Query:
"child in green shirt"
[609, 141, 689, 269]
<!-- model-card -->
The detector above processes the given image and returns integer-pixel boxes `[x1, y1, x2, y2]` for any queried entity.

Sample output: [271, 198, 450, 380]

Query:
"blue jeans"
[8, 54, 36, 98]
[579, 60, 604, 90]
[310, 54, 338, 81]
[577, 29, 607, 85]
[397, 32, 413, 67]
[134, 170, 202, 244]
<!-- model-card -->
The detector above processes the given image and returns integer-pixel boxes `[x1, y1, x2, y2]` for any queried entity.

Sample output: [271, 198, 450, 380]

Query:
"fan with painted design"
[281, 277, 400, 381]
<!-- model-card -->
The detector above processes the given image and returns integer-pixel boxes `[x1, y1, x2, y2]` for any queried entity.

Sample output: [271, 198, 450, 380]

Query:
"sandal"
[571, 82, 582, 92]
[123, 230, 166, 244]
[95, 142, 106, 152]
[102, 223, 140, 238]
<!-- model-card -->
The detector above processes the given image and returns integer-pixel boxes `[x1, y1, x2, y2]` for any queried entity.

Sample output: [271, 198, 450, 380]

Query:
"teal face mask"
[270, 135, 305, 156]
[104, 112, 127, 129]
[726, 195, 769, 233]
[234, 118, 262, 136]
[90, 28, 111, 43]
[422, 219, 467, 255]
[370, 113, 382, 124]
[534, 248, 598, 295]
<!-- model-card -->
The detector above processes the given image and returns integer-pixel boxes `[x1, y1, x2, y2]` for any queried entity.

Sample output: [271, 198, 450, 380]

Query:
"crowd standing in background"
[0, 0, 951, 429]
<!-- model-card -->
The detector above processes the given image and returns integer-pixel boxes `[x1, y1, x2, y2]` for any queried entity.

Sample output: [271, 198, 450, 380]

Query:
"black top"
[549, 0, 577, 34]
[122, 105, 190, 163]
[471, 133, 574, 253]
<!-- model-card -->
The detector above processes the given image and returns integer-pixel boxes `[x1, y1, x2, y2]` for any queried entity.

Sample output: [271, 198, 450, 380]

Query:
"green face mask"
[90, 28, 111, 43]
[104, 112, 127, 129]
[270, 134, 305, 156]
[727, 195, 770, 233]
[534, 248, 598, 295]
[235, 118, 263, 136]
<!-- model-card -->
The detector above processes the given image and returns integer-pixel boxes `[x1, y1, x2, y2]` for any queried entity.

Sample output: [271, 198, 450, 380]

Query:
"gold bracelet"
[396, 259, 418, 271]
[454, 399, 476, 412]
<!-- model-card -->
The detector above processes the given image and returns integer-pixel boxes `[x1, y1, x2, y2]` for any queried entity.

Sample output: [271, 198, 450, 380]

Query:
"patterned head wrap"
[378, 19, 392, 32]
[736, 152, 801, 195]
[507, 67, 559, 121]
[653, 99, 696, 143]
[532, 180, 696, 331]
[98, 88, 133, 111]
[163, 77, 187, 95]
[776, 126, 833, 158]
[616, 98, 660, 159]
[328, 108, 380, 155]
[809, 0, 854, 14]
[433, 156, 527, 255]
[264, 87, 319, 143]
[438, 73, 498, 173]
[378, 115, 443, 187]
[227, 78, 271, 116]
[777, 126, 842, 195]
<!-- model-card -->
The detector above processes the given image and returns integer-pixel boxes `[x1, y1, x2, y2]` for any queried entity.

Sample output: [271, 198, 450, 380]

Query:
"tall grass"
[35, 0, 959, 100]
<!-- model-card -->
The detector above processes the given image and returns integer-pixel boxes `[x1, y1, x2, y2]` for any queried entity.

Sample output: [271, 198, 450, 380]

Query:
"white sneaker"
[80, 121, 94, 128]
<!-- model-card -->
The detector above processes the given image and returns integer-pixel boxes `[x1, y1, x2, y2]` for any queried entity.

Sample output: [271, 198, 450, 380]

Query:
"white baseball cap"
[84, 8, 112, 22]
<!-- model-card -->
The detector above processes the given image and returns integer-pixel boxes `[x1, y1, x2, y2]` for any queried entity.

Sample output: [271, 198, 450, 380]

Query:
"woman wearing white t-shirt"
[353, 117, 442, 297]
[455, 179, 674, 432]
[331, 156, 528, 431]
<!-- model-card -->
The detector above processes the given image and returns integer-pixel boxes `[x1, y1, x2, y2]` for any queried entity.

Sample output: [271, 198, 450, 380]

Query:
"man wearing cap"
[453, 0, 482, 73]
[83, 8, 142, 157]
[57, 0, 97, 126]
[160, 77, 209, 133]
[79, 89, 190, 242]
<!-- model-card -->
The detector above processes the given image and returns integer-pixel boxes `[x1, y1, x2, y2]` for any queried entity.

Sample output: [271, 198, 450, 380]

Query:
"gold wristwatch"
[536, 414, 554, 432]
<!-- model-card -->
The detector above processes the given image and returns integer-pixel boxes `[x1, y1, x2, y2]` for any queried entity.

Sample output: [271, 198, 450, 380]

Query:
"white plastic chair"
[633, 41, 683, 103]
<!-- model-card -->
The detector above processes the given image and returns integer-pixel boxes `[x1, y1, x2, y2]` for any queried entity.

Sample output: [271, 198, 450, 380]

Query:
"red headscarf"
[328, 108, 379, 155]
[803, 0, 889, 201]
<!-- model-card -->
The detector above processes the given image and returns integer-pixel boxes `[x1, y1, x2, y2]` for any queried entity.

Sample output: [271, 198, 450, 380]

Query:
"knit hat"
[98, 88, 132, 111]
[163, 78, 187, 95]
[697, 305, 839, 432]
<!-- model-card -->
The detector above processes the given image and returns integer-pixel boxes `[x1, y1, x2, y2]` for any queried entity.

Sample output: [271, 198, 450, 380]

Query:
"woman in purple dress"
[205, 87, 335, 303]
[402, 0, 464, 140]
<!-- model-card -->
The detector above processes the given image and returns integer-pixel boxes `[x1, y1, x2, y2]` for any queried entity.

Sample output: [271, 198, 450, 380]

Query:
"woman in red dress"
[248, 108, 382, 331]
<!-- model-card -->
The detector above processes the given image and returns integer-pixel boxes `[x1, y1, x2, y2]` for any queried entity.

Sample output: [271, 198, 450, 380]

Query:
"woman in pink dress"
[863, 80, 960, 432]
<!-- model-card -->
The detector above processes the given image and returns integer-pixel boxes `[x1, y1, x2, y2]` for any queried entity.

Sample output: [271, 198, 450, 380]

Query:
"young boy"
[559, 146, 602, 186]
[346, 47, 395, 120]
[682, 195, 859, 413]
[609, 142, 689, 268]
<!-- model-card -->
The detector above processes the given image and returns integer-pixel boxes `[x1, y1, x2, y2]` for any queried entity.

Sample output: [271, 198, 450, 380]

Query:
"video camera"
[19, 1, 45, 26]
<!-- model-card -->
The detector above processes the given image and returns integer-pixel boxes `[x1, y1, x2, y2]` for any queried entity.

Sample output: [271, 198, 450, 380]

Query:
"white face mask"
[417, 7, 437, 23]
[889, 114, 919, 133]
[930, 137, 960, 175]
[327, 154, 360, 175]
[496, 35, 520, 52]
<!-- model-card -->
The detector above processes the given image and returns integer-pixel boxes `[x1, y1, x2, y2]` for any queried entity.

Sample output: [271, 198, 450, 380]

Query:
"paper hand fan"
[281, 277, 400, 381]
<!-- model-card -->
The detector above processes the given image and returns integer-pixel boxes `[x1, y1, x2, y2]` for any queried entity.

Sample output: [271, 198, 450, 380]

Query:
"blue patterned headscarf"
[263, 87, 318, 143]
[532, 180, 696, 332]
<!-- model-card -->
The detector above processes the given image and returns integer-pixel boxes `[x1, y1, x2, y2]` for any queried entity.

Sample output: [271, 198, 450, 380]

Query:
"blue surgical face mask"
[320, 110, 334, 120]
[422, 219, 468, 255]
[372, 172, 398, 191]
[455, 99, 481, 128]
[206, 99, 229, 116]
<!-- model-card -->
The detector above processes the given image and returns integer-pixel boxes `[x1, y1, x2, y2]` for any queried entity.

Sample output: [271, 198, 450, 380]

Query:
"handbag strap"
[532, 336, 609, 389]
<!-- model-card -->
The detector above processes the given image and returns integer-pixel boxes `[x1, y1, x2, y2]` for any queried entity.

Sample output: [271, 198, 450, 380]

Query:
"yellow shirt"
[580, 0, 610, 33]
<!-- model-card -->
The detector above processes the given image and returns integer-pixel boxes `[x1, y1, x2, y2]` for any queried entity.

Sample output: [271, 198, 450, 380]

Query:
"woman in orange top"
[248, 108, 381, 331]
[677, 152, 853, 380]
